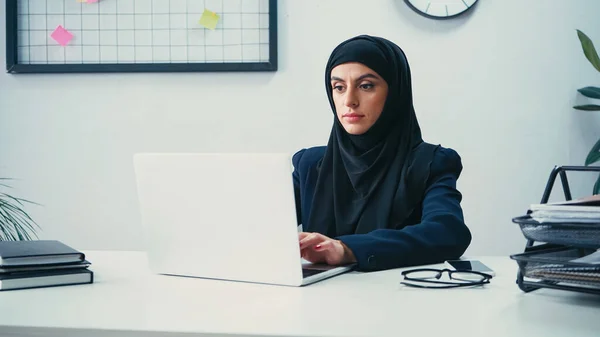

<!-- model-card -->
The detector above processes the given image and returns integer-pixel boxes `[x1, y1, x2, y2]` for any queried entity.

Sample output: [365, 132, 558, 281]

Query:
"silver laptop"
[133, 152, 354, 286]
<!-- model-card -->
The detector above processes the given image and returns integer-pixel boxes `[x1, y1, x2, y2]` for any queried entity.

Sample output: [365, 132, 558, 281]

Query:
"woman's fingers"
[299, 233, 340, 265]
[299, 232, 319, 242]
[298, 232, 310, 240]
[299, 232, 327, 248]
[314, 240, 334, 251]
[298, 233, 346, 265]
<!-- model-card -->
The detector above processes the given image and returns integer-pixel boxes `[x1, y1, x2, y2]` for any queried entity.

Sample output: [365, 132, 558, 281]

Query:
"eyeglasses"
[400, 268, 493, 289]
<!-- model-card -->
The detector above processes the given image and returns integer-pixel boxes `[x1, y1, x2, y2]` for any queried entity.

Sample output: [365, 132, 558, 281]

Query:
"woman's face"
[330, 62, 389, 135]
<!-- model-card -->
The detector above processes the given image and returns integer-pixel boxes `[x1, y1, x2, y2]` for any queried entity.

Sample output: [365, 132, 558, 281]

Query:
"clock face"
[405, 0, 479, 19]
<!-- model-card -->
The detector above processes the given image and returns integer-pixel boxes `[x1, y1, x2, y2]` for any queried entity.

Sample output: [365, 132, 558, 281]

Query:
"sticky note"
[199, 9, 219, 30]
[51, 25, 73, 46]
[87, 0, 99, 3]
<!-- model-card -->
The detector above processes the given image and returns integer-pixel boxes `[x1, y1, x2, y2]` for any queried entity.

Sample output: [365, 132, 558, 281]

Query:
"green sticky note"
[199, 9, 220, 30]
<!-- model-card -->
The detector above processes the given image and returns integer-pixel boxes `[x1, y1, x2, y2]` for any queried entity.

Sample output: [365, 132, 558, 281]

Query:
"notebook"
[0, 240, 85, 266]
[0, 269, 93, 291]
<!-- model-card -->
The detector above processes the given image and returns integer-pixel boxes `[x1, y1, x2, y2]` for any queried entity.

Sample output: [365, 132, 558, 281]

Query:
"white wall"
[1, 0, 600, 256]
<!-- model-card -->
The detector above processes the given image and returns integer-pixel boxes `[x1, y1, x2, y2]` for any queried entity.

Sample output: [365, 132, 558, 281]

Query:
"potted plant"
[575, 30, 600, 194]
[0, 178, 39, 240]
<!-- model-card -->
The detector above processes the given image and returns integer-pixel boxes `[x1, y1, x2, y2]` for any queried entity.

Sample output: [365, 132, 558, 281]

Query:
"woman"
[292, 35, 472, 272]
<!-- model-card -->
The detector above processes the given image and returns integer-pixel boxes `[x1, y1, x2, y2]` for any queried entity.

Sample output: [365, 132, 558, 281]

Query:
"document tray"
[512, 215, 600, 249]
[511, 245, 600, 289]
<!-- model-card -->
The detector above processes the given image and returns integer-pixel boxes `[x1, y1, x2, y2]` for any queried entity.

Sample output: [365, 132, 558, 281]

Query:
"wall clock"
[405, 0, 479, 20]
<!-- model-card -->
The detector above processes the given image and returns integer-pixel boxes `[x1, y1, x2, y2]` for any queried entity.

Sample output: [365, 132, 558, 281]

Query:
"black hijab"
[307, 35, 438, 237]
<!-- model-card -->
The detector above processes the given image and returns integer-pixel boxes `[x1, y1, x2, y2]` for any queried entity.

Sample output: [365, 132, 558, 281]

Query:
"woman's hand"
[298, 232, 357, 265]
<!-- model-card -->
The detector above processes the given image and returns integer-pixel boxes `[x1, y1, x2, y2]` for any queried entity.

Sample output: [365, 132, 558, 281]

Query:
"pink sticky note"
[51, 25, 73, 46]
[87, 0, 99, 3]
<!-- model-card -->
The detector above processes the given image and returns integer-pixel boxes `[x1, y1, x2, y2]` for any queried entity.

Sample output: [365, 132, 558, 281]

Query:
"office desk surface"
[0, 251, 599, 337]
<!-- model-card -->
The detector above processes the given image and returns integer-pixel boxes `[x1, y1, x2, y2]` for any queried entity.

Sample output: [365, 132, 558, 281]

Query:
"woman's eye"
[333, 85, 344, 92]
[360, 83, 374, 90]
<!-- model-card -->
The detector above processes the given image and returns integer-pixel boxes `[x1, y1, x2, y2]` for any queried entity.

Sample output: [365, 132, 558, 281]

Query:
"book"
[0, 240, 85, 266]
[0, 260, 91, 273]
[0, 268, 93, 291]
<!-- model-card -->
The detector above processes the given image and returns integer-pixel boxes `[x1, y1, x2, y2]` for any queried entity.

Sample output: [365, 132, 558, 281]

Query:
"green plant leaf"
[0, 200, 39, 231]
[577, 29, 600, 72]
[0, 209, 18, 241]
[594, 174, 600, 195]
[578, 86, 600, 99]
[573, 104, 600, 111]
[0, 193, 24, 207]
[0, 193, 40, 209]
[0, 209, 35, 241]
[0, 179, 39, 241]
[0, 198, 39, 241]
[585, 137, 600, 165]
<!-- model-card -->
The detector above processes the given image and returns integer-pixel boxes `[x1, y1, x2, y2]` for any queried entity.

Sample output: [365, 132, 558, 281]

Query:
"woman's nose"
[344, 88, 358, 108]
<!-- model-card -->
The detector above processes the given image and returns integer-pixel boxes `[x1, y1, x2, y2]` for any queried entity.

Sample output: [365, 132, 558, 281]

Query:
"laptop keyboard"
[302, 268, 327, 278]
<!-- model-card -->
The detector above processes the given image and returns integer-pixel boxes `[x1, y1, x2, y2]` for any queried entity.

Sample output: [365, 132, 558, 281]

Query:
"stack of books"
[0, 240, 93, 291]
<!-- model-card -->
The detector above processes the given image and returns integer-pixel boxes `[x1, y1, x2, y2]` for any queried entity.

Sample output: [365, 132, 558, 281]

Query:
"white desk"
[0, 251, 599, 337]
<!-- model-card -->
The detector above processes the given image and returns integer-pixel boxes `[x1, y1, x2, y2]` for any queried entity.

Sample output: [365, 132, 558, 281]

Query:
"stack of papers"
[529, 195, 600, 223]
[571, 250, 600, 264]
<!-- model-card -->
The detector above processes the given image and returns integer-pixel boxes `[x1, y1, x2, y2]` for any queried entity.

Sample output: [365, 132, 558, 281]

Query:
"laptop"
[133, 152, 355, 286]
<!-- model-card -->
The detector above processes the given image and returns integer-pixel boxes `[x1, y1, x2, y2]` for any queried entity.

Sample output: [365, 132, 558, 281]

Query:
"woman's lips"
[343, 113, 364, 123]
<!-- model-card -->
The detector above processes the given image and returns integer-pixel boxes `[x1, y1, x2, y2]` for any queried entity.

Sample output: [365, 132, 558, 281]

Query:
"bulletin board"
[5, 0, 278, 73]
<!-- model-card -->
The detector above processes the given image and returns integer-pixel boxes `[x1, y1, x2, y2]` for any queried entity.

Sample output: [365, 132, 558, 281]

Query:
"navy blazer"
[292, 145, 472, 271]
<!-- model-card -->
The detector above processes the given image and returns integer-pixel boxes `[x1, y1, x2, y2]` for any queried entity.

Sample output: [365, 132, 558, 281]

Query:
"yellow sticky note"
[199, 9, 220, 30]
